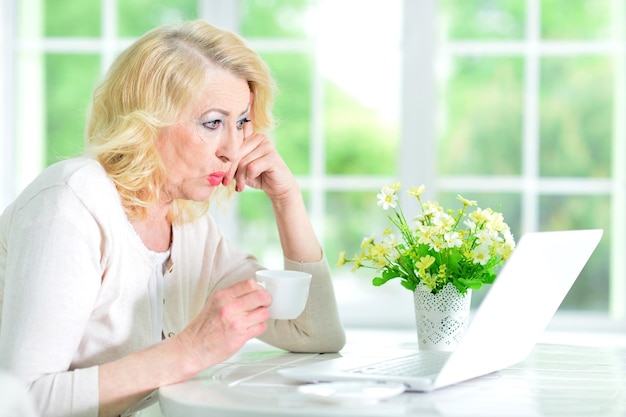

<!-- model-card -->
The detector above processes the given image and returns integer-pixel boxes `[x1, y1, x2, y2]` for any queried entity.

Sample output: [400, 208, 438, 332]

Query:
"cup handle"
[256, 281, 266, 289]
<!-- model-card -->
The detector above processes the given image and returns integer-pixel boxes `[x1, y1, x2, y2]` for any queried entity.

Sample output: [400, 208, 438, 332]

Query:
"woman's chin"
[180, 186, 215, 203]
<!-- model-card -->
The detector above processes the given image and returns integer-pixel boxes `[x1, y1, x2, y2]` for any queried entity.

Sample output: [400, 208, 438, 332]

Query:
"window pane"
[262, 52, 313, 176]
[541, 0, 613, 40]
[44, 0, 101, 37]
[540, 57, 613, 178]
[235, 190, 282, 268]
[118, 0, 197, 37]
[439, 57, 524, 176]
[539, 195, 610, 310]
[45, 54, 100, 165]
[241, 0, 314, 38]
[439, 0, 526, 40]
[320, 0, 401, 176]
[235, 189, 311, 269]
[325, 82, 399, 175]
[325, 191, 391, 268]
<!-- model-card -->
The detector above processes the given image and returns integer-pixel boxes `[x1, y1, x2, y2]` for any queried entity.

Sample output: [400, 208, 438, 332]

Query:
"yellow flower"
[336, 251, 347, 267]
[360, 235, 375, 248]
[457, 194, 477, 207]
[416, 255, 435, 270]
[437, 264, 447, 279]
[469, 207, 489, 225]
[416, 224, 436, 246]
[421, 272, 437, 289]
[351, 252, 365, 272]
[408, 185, 426, 198]
[370, 243, 391, 265]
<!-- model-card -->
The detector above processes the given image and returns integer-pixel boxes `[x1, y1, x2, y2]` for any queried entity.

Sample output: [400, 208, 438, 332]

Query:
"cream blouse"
[0, 157, 345, 417]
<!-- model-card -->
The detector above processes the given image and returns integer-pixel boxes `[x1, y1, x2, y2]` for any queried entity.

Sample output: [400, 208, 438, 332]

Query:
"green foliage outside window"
[540, 57, 613, 178]
[44, 54, 99, 166]
[541, 0, 612, 40]
[439, 0, 526, 40]
[118, 0, 197, 37]
[539, 195, 611, 310]
[262, 52, 313, 176]
[36, 0, 620, 313]
[438, 57, 524, 176]
[44, 0, 100, 36]
[241, 0, 313, 38]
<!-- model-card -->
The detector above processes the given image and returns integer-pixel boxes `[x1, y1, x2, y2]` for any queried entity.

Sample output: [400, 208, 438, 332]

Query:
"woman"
[0, 20, 345, 417]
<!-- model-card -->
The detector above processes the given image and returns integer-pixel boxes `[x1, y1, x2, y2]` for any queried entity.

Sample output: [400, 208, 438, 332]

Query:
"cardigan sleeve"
[167, 215, 345, 354]
[0, 185, 103, 417]
[257, 255, 346, 353]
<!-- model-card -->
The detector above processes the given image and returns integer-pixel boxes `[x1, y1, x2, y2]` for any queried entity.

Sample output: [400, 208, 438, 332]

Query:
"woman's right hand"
[98, 279, 271, 417]
[175, 278, 272, 372]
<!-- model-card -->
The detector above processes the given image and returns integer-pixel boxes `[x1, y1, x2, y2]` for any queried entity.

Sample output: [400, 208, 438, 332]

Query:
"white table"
[159, 329, 626, 417]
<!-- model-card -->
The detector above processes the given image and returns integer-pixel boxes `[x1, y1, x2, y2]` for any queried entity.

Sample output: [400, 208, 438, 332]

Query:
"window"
[435, 0, 625, 323]
[2, 0, 625, 329]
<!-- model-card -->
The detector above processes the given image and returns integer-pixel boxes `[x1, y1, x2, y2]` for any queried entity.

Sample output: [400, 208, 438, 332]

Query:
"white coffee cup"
[255, 269, 312, 320]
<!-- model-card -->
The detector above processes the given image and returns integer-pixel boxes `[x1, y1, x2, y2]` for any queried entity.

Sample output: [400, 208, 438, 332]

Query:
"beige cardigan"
[0, 157, 345, 417]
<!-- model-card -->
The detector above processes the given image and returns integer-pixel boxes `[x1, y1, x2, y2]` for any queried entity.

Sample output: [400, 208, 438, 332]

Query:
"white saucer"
[296, 381, 406, 404]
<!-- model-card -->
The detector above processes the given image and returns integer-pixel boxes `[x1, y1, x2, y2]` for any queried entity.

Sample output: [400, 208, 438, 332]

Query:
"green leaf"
[451, 280, 466, 294]
[483, 272, 497, 284]
[372, 276, 387, 286]
[458, 277, 483, 290]
[401, 280, 417, 291]
[382, 269, 398, 280]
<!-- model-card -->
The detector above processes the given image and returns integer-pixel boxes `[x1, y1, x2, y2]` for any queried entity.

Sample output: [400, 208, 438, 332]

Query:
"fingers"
[180, 279, 272, 366]
[226, 92, 287, 193]
[232, 135, 276, 192]
[210, 280, 271, 349]
[218, 278, 272, 317]
[222, 133, 274, 192]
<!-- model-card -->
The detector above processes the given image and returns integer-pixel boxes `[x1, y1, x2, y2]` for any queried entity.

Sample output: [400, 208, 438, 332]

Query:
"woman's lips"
[207, 172, 226, 186]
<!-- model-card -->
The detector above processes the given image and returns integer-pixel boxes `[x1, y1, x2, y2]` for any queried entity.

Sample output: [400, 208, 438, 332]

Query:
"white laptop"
[279, 229, 603, 392]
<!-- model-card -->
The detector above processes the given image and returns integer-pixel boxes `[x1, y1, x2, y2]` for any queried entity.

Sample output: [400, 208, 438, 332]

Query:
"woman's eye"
[203, 120, 221, 130]
[236, 118, 251, 130]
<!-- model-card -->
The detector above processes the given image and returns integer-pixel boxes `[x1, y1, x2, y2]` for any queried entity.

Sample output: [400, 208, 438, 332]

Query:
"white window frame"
[2, 0, 625, 331]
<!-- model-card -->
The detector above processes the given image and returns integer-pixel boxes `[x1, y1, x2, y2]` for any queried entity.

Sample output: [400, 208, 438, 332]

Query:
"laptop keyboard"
[347, 352, 451, 377]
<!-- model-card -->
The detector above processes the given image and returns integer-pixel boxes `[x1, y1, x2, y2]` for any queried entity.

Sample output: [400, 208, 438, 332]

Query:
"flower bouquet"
[337, 183, 516, 350]
[338, 183, 516, 295]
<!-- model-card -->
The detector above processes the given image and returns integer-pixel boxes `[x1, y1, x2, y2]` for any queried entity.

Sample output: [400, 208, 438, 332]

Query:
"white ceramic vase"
[413, 282, 472, 351]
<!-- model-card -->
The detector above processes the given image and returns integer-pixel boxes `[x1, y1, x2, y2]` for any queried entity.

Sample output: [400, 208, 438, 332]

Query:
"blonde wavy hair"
[85, 20, 276, 224]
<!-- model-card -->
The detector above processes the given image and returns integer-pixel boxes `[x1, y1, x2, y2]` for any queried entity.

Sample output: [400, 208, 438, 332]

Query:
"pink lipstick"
[207, 172, 225, 186]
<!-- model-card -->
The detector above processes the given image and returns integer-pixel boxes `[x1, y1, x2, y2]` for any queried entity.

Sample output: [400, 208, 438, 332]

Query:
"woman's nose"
[216, 127, 243, 162]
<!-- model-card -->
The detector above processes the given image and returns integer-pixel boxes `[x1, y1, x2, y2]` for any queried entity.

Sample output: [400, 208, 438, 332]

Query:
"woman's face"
[156, 66, 251, 202]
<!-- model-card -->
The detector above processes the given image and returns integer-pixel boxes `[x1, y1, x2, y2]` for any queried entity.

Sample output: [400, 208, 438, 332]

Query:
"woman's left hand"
[225, 110, 297, 201]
